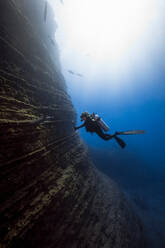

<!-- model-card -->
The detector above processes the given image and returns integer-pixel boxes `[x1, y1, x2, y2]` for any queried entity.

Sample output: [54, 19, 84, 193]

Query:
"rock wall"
[0, 1, 145, 247]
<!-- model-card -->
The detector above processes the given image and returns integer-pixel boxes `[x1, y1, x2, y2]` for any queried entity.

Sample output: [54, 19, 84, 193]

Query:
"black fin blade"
[113, 136, 126, 148]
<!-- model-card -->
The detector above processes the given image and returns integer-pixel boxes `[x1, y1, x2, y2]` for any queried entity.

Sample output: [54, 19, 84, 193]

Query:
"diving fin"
[115, 130, 146, 135]
[113, 136, 126, 149]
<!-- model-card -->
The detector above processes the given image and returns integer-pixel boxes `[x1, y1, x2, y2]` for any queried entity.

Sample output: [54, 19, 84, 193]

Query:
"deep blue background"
[61, 51, 165, 247]
[53, 1, 165, 245]
[65, 64, 165, 170]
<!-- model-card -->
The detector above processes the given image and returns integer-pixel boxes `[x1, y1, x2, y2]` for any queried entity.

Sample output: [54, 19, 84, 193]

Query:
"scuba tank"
[91, 113, 110, 132]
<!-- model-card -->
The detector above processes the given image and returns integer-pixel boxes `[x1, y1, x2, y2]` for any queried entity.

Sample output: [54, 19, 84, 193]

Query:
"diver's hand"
[74, 126, 78, 131]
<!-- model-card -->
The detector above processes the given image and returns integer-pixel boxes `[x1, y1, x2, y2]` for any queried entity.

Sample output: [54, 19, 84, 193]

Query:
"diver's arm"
[74, 122, 85, 130]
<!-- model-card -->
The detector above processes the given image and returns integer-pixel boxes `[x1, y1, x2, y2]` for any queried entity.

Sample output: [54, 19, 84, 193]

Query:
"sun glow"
[50, 0, 156, 61]
[47, 0, 163, 93]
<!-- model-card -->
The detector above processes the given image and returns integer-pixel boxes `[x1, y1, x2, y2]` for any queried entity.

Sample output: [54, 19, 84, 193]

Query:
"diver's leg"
[95, 128, 113, 140]
[95, 129, 126, 147]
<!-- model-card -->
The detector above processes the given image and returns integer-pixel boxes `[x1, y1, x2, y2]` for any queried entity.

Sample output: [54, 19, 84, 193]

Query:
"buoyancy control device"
[91, 113, 110, 132]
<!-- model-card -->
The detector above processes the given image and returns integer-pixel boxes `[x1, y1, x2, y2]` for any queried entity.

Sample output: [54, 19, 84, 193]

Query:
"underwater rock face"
[0, 1, 144, 247]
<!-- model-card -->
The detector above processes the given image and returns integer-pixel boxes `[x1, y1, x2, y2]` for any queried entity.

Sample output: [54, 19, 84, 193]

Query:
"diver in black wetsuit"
[74, 112, 126, 148]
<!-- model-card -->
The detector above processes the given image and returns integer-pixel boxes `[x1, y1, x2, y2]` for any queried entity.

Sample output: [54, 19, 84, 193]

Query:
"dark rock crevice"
[0, 0, 145, 247]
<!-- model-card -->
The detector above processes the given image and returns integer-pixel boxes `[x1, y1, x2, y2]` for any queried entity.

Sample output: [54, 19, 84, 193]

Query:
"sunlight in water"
[48, 0, 161, 93]
[49, 0, 157, 61]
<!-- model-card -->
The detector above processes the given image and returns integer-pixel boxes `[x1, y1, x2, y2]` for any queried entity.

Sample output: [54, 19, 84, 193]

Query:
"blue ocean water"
[51, 0, 165, 246]
[63, 62, 165, 247]
[64, 58, 165, 248]
[64, 61, 165, 168]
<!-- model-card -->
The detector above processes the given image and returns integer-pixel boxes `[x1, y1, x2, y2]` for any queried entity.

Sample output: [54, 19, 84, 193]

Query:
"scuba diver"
[74, 111, 145, 148]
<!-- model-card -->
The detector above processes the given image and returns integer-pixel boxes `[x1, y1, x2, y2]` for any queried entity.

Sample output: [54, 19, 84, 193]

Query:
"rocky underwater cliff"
[0, 1, 145, 247]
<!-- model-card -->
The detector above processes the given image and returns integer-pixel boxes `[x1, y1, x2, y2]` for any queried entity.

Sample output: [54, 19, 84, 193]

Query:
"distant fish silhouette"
[68, 70, 74, 75]
[77, 73, 83, 77]
[68, 70, 83, 77]
[44, 1, 48, 22]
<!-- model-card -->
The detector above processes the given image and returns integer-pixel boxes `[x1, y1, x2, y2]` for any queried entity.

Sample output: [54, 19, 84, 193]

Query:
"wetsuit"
[75, 117, 113, 141]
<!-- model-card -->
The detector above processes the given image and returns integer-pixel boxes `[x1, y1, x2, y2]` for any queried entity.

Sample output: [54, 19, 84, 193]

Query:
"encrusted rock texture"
[0, 1, 145, 247]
